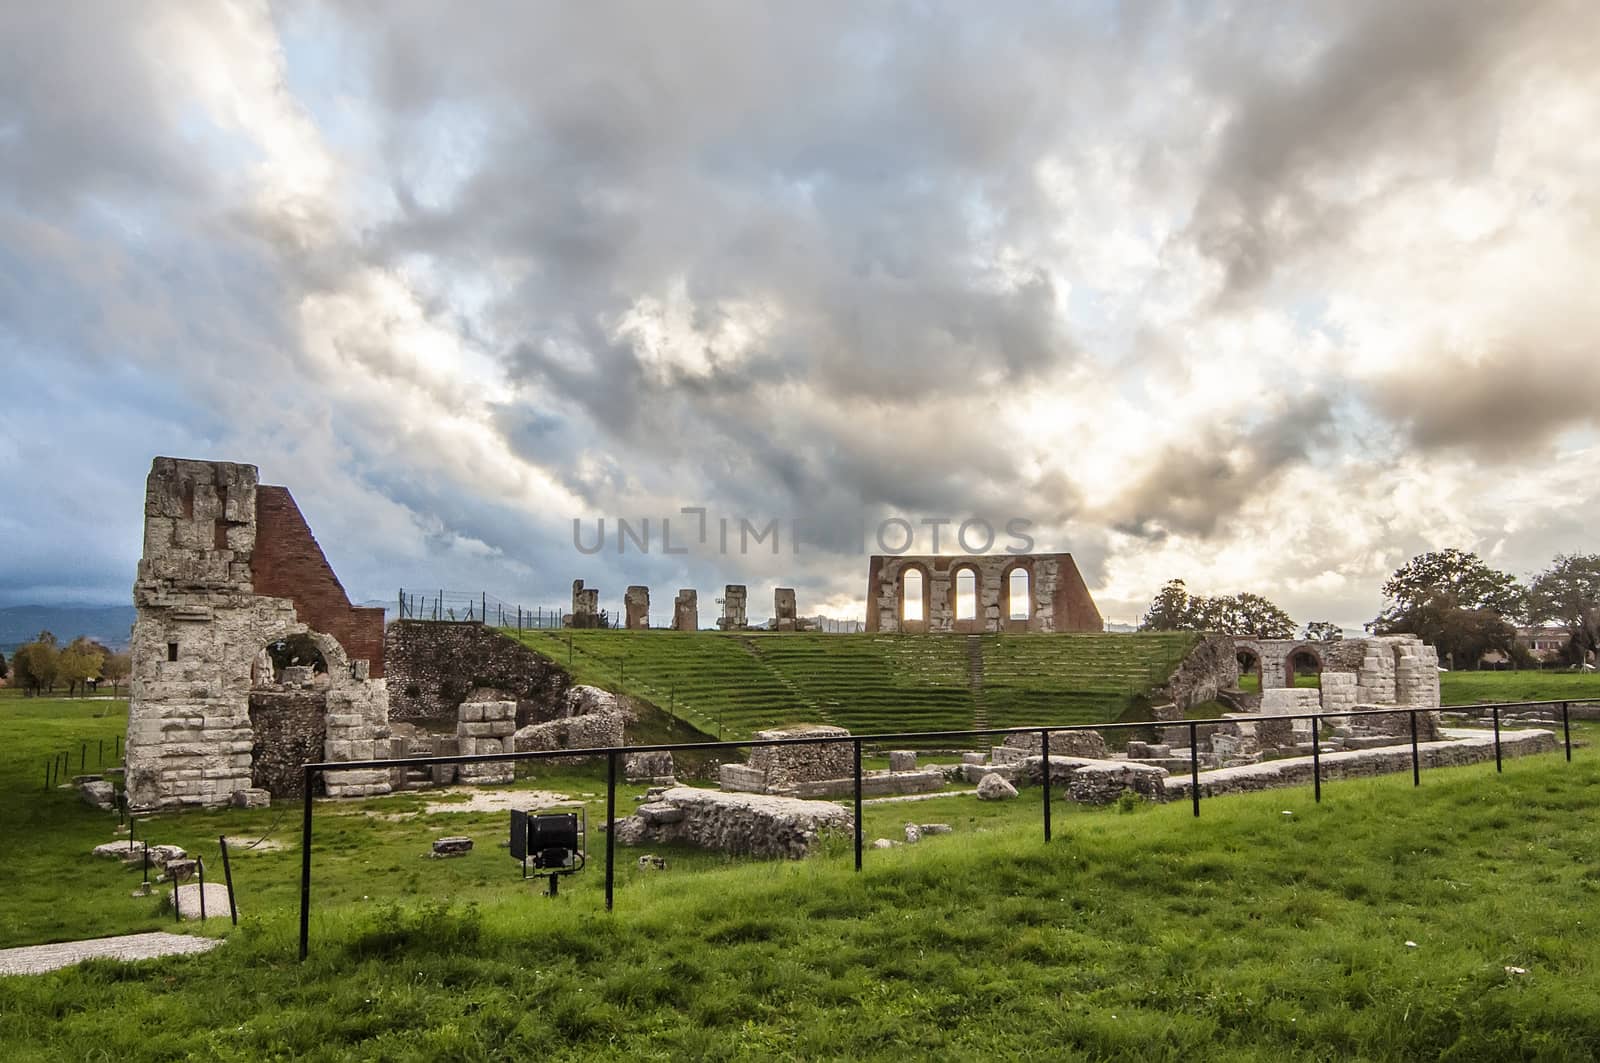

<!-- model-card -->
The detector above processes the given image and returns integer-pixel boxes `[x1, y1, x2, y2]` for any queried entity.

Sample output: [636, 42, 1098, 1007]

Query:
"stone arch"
[897, 562, 931, 633]
[950, 562, 983, 633]
[1001, 560, 1033, 631]
[1235, 645, 1262, 692]
[1285, 643, 1323, 688]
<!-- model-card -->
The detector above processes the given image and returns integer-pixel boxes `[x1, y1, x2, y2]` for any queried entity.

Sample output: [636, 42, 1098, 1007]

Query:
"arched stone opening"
[1003, 564, 1033, 631]
[899, 564, 930, 633]
[1286, 645, 1323, 689]
[246, 626, 351, 798]
[951, 565, 983, 632]
[1236, 648, 1262, 693]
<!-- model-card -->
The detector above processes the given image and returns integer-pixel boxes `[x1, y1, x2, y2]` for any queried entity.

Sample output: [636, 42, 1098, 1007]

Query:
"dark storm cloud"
[1104, 396, 1337, 541]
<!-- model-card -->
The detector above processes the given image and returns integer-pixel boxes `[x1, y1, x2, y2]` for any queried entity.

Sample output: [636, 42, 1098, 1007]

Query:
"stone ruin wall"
[1241, 635, 1442, 735]
[864, 553, 1103, 633]
[125, 457, 392, 810]
[384, 619, 571, 724]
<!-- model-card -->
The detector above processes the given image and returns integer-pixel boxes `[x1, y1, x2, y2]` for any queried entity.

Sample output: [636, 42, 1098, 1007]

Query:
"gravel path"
[0, 932, 222, 977]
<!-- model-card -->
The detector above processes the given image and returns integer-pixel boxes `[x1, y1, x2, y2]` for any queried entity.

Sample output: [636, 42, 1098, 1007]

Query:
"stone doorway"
[248, 690, 328, 798]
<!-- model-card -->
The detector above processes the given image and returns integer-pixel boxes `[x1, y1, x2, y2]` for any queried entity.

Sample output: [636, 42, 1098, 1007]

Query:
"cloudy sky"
[2, 1, 1597, 629]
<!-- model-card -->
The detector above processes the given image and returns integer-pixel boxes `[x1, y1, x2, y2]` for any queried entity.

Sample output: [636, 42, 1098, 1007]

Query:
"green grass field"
[1440, 669, 1600, 706]
[2, 688, 1598, 1059]
[507, 629, 1197, 739]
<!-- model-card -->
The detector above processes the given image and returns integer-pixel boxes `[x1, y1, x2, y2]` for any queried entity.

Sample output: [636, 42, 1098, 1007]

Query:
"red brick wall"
[251, 486, 386, 677]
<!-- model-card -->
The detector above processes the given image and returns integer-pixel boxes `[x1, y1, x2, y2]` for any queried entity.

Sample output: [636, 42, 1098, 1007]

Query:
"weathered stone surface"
[872, 838, 896, 850]
[568, 580, 602, 628]
[715, 585, 749, 630]
[624, 750, 675, 783]
[977, 773, 1018, 800]
[431, 836, 473, 857]
[672, 589, 698, 631]
[79, 780, 116, 811]
[903, 822, 922, 844]
[1166, 728, 1558, 799]
[166, 882, 233, 921]
[1002, 729, 1109, 759]
[126, 457, 390, 810]
[920, 823, 953, 835]
[513, 711, 625, 763]
[888, 750, 917, 772]
[774, 588, 798, 631]
[458, 700, 516, 783]
[384, 620, 571, 724]
[610, 786, 851, 859]
[624, 585, 650, 630]
[230, 788, 270, 809]
[866, 553, 1101, 634]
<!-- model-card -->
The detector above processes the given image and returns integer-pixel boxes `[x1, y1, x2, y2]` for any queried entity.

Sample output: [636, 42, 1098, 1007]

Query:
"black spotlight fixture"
[510, 807, 586, 896]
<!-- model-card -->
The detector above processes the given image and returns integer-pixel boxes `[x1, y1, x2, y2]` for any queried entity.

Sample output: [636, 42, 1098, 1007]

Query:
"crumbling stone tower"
[125, 458, 391, 810]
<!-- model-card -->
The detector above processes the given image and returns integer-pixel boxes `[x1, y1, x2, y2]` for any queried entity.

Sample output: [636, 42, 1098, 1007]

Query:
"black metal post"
[1409, 709, 1420, 787]
[605, 751, 617, 911]
[1312, 720, 1322, 803]
[81, 742, 86, 771]
[219, 835, 238, 926]
[1040, 728, 1052, 843]
[142, 840, 150, 887]
[116, 735, 122, 760]
[1188, 721, 1200, 818]
[297, 766, 314, 961]
[43, 760, 49, 792]
[197, 857, 207, 922]
[99, 739, 104, 766]
[1562, 702, 1572, 762]
[853, 739, 864, 870]
[1493, 705, 1503, 773]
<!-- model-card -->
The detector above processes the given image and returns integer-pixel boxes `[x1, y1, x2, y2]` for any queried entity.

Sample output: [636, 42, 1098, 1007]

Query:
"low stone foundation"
[1166, 728, 1559, 799]
[610, 786, 852, 859]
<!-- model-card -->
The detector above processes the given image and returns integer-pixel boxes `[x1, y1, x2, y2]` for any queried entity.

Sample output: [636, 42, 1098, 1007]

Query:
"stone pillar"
[457, 701, 516, 784]
[324, 683, 394, 798]
[1318, 671, 1359, 718]
[774, 588, 797, 631]
[717, 585, 748, 630]
[1357, 640, 1397, 704]
[672, 589, 699, 631]
[624, 585, 650, 630]
[569, 580, 601, 628]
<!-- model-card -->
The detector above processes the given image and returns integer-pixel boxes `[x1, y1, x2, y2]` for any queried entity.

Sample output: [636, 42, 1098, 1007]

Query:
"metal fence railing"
[394, 589, 566, 629]
[294, 698, 1585, 960]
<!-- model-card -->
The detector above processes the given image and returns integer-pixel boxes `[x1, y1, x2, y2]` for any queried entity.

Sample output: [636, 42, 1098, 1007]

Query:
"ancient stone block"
[977, 773, 1018, 800]
[624, 585, 650, 630]
[672, 589, 698, 631]
[610, 787, 852, 859]
[717, 585, 748, 630]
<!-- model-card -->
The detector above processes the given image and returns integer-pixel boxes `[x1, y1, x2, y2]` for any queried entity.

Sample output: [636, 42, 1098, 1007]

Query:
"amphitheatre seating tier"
[511, 629, 1198, 739]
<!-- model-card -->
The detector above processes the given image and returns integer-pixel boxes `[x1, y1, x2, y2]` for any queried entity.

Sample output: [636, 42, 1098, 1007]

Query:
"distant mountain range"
[0, 605, 137, 655]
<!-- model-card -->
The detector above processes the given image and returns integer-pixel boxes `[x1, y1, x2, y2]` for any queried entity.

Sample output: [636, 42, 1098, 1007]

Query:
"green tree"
[1302, 621, 1344, 642]
[1139, 579, 1194, 631]
[57, 636, 106, 697]
[1526, 553, 1600, 667]
[1370, 550, 1520, 667]
[1196, 593, 1297, 639]
[1140, 581, 1295, 638]
[0, 649, 7, 681]
[12, 631, 60, 695]
[101, 651, 131, 697]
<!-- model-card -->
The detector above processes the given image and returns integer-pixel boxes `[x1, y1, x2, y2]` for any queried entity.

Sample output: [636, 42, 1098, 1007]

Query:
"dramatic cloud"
[1, 1, 1597, 630]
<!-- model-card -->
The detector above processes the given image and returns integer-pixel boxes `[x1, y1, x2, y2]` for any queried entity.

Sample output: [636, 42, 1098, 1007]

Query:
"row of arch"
[1236, 643, 1325, 689]
[900, 563, 1034, 624]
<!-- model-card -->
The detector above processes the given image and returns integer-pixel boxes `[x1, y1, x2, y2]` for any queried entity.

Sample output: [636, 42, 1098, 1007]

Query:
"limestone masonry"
[125, 458, 392, 810]
[865, 552, 1102, 633]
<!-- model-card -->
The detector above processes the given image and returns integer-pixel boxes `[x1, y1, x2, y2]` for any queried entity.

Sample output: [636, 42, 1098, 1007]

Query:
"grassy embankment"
[507, 629, 1196, 739]
[0, 686, 1597, 1059]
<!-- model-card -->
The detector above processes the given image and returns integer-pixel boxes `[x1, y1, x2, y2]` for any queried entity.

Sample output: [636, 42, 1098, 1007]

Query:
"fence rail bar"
[293, 697, 1583, 960]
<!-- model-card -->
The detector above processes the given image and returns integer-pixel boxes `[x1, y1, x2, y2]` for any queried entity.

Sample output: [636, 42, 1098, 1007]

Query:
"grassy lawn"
[1440, 669, 1600, 706]
[2, 693, 1598, 1058]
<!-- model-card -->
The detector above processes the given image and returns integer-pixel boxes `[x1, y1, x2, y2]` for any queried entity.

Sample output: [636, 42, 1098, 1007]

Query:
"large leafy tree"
[1370, 550, 1520, 667]
[1526, 554, 1600, 667]
[0, 650, 7, 680]
[11, 630, 60, 695]
[1302, 621, 1344, 642]
[1140, 581, 1295, 638]
[101, 651, 132, 697]
[57, 637, 106, 697]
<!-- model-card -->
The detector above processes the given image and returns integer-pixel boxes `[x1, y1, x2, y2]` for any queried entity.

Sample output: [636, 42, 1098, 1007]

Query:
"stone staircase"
[966, 635, 990, 729]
